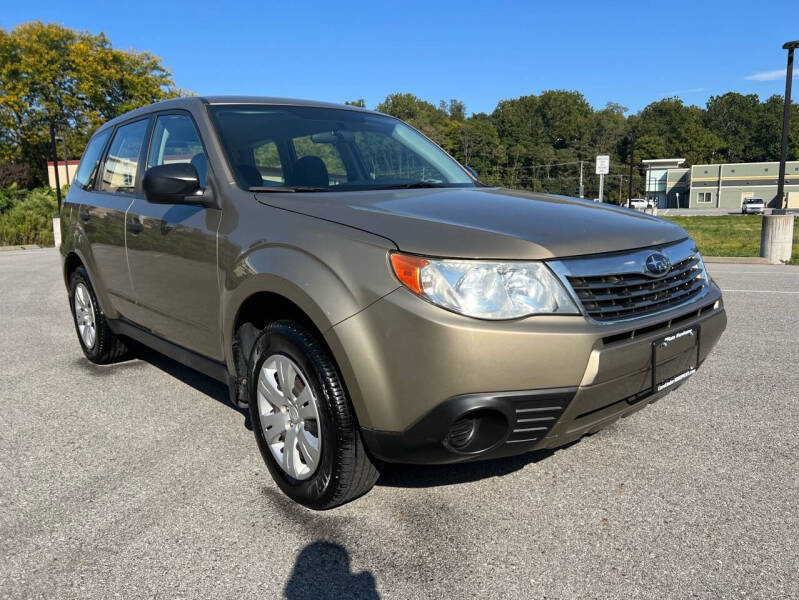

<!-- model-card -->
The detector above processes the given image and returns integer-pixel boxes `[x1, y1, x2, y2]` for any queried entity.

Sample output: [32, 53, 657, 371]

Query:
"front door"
[124, 112, 222, 360]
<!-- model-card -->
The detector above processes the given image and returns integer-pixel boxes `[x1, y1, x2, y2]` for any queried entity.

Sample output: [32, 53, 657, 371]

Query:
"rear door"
[80, 117, 151, 318]
[124, 111, 222, 360]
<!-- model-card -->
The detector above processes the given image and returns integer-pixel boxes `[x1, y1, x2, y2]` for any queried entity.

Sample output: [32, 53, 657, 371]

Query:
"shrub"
[0, 186, 59, 246]
[0, 163, 34, 189]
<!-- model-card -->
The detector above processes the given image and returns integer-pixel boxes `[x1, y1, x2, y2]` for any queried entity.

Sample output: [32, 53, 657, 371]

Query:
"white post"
[52, 217, 61, 248]
[598, 173, 605, 203]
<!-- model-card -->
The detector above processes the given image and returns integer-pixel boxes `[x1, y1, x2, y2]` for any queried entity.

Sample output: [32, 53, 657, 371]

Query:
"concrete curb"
[703, 256, 770, 264]
[0, 244, 41, 252]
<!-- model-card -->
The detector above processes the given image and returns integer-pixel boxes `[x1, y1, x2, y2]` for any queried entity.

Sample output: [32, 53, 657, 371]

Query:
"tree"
[450, 113, 504, 183]
[750, 94, 799, 162]
[704, 92, 760, 162]
[0, 21, 180, 186]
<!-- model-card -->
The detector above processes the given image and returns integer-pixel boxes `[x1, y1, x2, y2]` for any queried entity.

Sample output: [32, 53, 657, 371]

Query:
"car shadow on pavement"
[377, 443, 577, 488]
[131, 344, 253, 430]
[284, 541, 380, 600]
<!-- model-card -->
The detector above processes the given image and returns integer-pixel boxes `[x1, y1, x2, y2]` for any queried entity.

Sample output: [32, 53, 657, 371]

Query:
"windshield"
[207, 105, 475, 192]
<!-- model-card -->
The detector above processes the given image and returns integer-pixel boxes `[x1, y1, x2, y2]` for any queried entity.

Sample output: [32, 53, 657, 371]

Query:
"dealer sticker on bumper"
[657, 368, 696, 392]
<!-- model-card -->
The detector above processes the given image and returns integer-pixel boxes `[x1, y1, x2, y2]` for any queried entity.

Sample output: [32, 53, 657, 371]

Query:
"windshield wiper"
[250, 186, 330, 193]
[374, 181, 449, 190]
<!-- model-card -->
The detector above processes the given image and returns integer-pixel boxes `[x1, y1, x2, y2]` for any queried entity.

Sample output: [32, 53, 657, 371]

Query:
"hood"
[255, 187, 688, 260]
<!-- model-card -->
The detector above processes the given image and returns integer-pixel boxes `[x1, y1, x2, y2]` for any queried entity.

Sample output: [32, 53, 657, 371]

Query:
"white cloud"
[745, 68, 799, 81]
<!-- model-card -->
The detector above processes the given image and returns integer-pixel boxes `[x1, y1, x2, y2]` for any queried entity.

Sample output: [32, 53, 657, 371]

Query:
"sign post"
[595, 155, 609, 203]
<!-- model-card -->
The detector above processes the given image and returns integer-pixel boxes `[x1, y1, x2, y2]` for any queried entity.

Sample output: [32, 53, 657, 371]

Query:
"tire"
[69, 266, 130, 364]
[249, 320, 380, 509]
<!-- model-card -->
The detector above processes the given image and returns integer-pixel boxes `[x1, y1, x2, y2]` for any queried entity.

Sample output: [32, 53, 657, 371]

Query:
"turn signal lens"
[390, 253, 429, 295]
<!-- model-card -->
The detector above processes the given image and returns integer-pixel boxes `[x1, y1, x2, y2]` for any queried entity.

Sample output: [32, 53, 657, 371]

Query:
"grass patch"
[663, 215, 799, 265]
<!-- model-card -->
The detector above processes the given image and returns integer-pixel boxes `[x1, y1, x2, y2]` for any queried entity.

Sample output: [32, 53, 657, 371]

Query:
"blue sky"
[3, 0, 798, 115]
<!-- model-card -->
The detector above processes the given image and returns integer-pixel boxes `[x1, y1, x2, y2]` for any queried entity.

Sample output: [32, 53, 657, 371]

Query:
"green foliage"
[0, 186, 59, 246]
[372, 89, 797, 203]
[0, 21, 182, 187]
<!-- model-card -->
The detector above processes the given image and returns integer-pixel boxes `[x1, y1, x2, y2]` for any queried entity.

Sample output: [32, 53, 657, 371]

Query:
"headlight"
[390, 253, 579, 319]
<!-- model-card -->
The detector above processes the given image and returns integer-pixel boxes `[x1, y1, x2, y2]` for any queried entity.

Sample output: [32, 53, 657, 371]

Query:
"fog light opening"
[444, 410, 508, 454]
[446, 418, 479, 450]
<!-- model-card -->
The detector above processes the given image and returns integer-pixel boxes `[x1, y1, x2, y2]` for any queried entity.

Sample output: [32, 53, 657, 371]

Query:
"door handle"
[126, 220, 144, 235]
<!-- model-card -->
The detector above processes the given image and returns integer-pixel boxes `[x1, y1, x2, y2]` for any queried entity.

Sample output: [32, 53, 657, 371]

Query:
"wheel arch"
[227, 284, 368, 418]
[63, 251, 84, 286]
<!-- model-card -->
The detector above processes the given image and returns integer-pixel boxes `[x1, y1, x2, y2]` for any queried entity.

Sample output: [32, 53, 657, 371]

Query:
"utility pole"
[627, 134, 636, 205]
[579, 161, 584, 198]
[619, 175, 624, 205]
[775, 40, 798, 213]
[49, 121, 62, 214]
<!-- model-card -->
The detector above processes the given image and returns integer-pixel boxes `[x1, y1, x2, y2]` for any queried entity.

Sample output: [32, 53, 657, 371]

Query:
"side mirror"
[464, 165, 478, 180]
[143, 163, 209, 206]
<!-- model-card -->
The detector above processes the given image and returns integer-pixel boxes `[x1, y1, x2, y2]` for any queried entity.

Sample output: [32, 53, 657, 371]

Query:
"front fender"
[221, 232, 399, 374]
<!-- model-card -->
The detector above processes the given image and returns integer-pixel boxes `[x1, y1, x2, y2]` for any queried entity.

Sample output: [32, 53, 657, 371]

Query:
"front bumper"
[325, 281, 726, 465]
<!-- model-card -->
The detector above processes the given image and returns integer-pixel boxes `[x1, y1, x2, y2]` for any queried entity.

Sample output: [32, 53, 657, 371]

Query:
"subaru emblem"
[645, 252, 671, 276]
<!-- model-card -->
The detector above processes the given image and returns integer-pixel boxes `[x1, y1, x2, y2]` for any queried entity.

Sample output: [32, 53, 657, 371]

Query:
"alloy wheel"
[74, 283, 97, 350]
[257, 354, 322, 480]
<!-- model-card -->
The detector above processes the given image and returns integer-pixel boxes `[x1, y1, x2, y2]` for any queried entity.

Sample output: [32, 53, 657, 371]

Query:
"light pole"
[759, 41, 797, 263]
[55, 135, 69, 184]
[775, 40, 798, 213]
[55, 135, 69, 185]
[49, 121, 62, 214]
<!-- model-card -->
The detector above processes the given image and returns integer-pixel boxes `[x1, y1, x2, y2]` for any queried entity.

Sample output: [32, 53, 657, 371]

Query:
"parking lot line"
[719, 288, 799, 294]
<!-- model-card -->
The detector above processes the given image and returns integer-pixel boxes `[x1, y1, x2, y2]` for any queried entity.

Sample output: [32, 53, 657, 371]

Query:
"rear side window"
[99, 119, 149, 195]
[73, 129, 111, 190]
[147, 114, 206, 187]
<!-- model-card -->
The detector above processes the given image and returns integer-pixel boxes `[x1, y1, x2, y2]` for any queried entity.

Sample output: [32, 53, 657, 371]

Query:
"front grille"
[567, 253, 707, 321]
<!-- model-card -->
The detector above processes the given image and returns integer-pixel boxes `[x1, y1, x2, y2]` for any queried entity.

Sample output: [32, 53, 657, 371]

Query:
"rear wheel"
[249, 320, 380, 509]
[69, 266, 130, 364]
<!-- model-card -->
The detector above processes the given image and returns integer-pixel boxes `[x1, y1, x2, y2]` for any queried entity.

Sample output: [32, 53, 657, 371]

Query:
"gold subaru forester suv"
[60, 97, 726, 509]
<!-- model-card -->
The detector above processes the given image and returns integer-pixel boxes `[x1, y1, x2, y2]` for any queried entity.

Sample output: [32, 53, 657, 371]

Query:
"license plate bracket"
[651, 325, 701, 393]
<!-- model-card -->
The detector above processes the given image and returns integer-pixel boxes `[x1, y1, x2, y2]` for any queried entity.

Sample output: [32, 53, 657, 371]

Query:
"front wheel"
[249, 320, 380, 509]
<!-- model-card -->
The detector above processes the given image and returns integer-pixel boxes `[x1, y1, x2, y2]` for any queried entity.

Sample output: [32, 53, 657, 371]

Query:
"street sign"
[596, 155, 609, 202]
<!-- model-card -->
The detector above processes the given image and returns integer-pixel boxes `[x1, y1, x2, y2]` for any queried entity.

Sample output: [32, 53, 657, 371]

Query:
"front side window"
[100, 119, 149, 194]
[292, 135, 347, 185]
[208, 105, 474, 191]
[147, 114, 206, 187]
[253, 140, 284, 185]
[74, 129, 111, 191]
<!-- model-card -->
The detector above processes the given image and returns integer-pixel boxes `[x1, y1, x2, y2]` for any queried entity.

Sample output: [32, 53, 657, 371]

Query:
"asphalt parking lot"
[1, 249, 797, 599]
